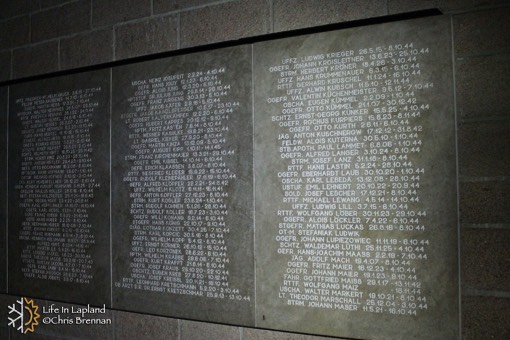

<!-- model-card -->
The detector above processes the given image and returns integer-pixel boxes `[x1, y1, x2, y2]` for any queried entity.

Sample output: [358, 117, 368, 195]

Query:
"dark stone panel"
[0, 87, 6, 293]
[111, 45, 254, 325]
[31, 1, 91, 43]
[462, 296, 510, 340]
[60, 29, 113, 70]
[243, 328, 341, 340]
[114, 310, 178, 340]
[115, 15, 178, 60]
[0, 1, 39, 20]
[12, 42, 59, 79]
[8, 70, 111, 306]
[181, 0, 270, 48]
[254, 16, 458, 339]
[41, 0, 77, 8]
[0, 294, 8, 319]
[154, 0, 219, 14]
[454, 8, 510, 56]
[456, 55, 510, 119]
[274, 0, 387, 32]
[460, 181, 510, 224]
[0, 50, 11, 82]
[92, 0, 151, 28]
[11, 331, 57, 339]
[459, 120, 510, 177]
[181, 320, 239, 340]
[0, 16, 30, 50]
[0, 294, 10, 338]
[461, 228, 510, 291]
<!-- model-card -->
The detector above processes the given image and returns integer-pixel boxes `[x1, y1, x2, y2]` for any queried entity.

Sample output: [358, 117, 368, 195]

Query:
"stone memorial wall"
[1, 15, 458, 339]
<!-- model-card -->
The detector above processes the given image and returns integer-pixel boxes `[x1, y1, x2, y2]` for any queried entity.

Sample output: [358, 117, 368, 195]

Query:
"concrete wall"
[1, 0, 509, 339]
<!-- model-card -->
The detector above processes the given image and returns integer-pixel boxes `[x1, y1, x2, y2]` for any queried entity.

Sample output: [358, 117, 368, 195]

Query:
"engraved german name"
[112, 46, 254, 324]
[254, 16, 458, 339]
[8, 71, 110, 305]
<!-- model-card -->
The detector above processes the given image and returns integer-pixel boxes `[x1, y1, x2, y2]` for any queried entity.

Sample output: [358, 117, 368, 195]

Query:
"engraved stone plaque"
[111, 46, 254, 325]
[254, 16, 458, 339]
[0, 87, 7, 293]
[8, 71, 111, 305]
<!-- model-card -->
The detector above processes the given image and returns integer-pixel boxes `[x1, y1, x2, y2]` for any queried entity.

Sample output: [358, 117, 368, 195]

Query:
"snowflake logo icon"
[8, 297, 40, 334]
